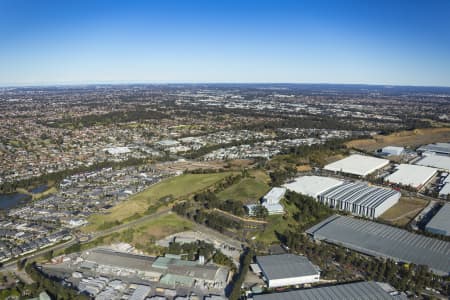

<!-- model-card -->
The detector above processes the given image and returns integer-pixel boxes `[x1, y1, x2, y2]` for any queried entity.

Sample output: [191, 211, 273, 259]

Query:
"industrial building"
[79, 249, 230, 293]
[385, 164, 437, 189]
[283, 176, 343, 198]
[417, 142, 450, 156]
[261, 187, 286, 215]
[318, 182, 401, 218]
[381, 146, 404, 156]
[103, 146, 131, 155]
[415, 153, 450, 172]
[262, 187, 286, 205]
[425, 203, 450, 236]
[324, 154, 389, 177]
[255, 254, 320, 288]
[252, 281, 407, 300]
[439, 183, 450, 199]
[306, 215, 450, 275]
[283, 176, 400, 219]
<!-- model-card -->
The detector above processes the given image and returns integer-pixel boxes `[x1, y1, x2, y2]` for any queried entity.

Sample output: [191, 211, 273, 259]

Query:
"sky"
[0, 0, 450, 86]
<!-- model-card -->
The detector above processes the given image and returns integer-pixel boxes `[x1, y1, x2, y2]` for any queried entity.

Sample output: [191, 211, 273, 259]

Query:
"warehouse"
[253, 281, 407, 300]
[381, 146, 404, 156]
[439, 183, 450, 199]
[81, 249, 230, 292]
[415, 154, 450, 172]
[261, 187, 287, 215]
[324, 154, 389, 177]
[262, 187, 286, 205]
[104, 146, 131, 155]
[255, 254, 320, 288]
[417, 142, 450, 156]
[283, 176, 343, 198]
[425, 203, 450, 236]
[318, 182, 400, 218]
[283, 176, 399, 219]
[385, 164, 437, 189]
[306, 215, 450, 275]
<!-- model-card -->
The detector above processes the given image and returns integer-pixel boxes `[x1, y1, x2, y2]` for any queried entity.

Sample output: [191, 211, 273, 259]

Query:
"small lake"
[0, 193, 32, 210]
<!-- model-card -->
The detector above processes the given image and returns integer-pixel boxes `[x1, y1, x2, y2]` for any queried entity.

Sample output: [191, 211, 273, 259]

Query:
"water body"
[0, 193, 31, 210]
[30, 184, 48, 194]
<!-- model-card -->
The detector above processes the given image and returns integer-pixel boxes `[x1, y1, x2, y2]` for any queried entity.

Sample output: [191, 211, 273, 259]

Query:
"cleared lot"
[379, 196, 428, 226]
[346, 127, 450, 152]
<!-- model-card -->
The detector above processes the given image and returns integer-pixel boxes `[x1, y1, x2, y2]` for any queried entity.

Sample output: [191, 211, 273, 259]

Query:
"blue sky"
[1, 0, 449, 86]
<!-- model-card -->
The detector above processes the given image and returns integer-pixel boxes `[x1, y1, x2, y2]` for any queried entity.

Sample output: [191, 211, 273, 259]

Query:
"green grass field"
[216, 177, 270, 203]
[86, 172, 234, 231]
[131, 213, 194, 243]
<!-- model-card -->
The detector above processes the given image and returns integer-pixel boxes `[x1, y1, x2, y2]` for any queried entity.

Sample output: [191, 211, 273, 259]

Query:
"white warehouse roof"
[324, 154, 389, 177]
[382, 146, 404, 155]
[440, 183, 450, 197]
[262, 187, 286, 205]
[415, 154, 450, 172]
[283, 176, 343, 198]
[104, 146, 131, 155]
[385, 164, 437, 189]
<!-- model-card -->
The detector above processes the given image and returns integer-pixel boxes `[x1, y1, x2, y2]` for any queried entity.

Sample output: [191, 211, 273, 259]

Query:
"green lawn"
[86, 172, 234, 231]
[131, 213, 194, 243]
[216, 177, 270, 203]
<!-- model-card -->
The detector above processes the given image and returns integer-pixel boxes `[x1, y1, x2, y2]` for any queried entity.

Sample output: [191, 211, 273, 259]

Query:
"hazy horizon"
[1, 0, 450, 86]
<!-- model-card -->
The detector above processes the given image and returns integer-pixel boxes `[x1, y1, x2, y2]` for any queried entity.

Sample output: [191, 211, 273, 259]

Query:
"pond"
[0, 192, 32, 210]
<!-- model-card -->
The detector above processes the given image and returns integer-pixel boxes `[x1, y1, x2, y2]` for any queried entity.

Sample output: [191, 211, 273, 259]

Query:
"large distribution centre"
[384, 164, 437, 189]
[283, 176, 343, 198]
[284, 176, 400, 219]
[255, 254, 320, 288]
[324, 154, 389, 177]
[425, 203, 450, 236]
[415, 154, 450, 172]
[253, 281, 407, 300]
[318, 182, 400, 218]
[306, 215, 450, 275]
[417, 142, 450, 156]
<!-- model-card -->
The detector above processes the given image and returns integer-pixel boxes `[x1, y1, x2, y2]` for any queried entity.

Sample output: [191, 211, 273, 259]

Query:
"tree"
[252, 205, 268, 219]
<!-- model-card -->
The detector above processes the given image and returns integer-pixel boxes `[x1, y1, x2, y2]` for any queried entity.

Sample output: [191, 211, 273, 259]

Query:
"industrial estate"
[1, 84, 450, 300]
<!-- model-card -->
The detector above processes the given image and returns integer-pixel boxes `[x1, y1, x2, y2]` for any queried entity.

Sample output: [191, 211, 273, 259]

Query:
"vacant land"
[379, 196, 429, 226]
[346, 127, 450, 152]
[86, 172, 234, 230]
[217, 177, 270, 203]
[131, 213, 194, 244]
